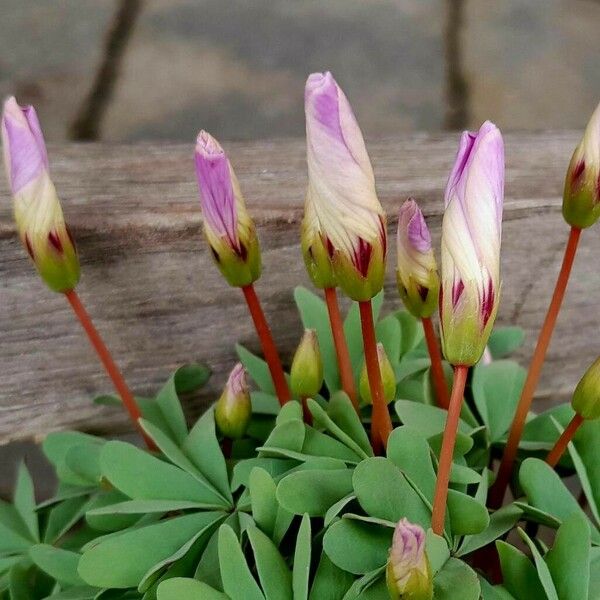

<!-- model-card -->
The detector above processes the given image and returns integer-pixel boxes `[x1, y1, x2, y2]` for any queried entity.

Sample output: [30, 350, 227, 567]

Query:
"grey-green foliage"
[2, 288, 596, 599]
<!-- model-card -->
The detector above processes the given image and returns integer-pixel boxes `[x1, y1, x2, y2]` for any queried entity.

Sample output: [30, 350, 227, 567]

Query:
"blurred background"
[1, 0, 600, 497]
[2, 0, 599, 145]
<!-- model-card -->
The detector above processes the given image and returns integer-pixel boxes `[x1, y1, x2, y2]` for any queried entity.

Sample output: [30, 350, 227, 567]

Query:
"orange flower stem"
[489, 226, 581, 508]
[64, 289, 155, 450]
[546, 413, 584, 468]
[422, 317, 450, 409]
[431, 365, 469, 535]
[241, 284, 291, 406]
[359, 300, 393, 454]
[324, 287, 358, 412]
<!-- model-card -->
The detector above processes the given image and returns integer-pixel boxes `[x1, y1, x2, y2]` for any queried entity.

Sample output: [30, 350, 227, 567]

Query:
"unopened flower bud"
[386, 519, 433, 600]
[304, 72, 386, 301]
[572, 356, 600, 420]
[396, 199, 440, 318]
[359, 343, 395, 405]
[195, 131, 261, 287]
[215, 363, 251, 439]
[440, 122, 504, 366]
[562, 101, 600, 229]
[290, 329, 323, 398]
[301, 195, 336, 288]
[2, 97, 80, 292]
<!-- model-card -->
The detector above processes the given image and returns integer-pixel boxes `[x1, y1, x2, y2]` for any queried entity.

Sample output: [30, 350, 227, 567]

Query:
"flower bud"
[440, 121, 504, 366]
[290, 329, 323, 398]
[304, 72, 386, 301]
[359, 343, 396, 405]
[215, 363, 251, 439]
[301, 195, 337, 289]
[396, 199, 440, 318]
[571, 356, 600, 420]
[1, 97, 80, 292]
[562, 101, 600, 229]
[386, 519, 433, 600]
[194, 131, 261, 287]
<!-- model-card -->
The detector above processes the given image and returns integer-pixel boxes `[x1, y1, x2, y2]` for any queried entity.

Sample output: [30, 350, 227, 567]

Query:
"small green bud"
[301, 196, 336, 289]
[386, 519, 433, 600]
[215, 363, 251, 439]
[572, 356, 600, 420]
[359, 343, 396, 405]
[562, 101, 600, 229]
[290, 329, 323, 398]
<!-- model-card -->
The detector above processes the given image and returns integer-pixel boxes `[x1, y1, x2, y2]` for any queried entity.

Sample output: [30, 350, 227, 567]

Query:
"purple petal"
[227, 362, 247, 396]
[194, 130, 238, 246]
[1, 97, 49, 194]
[399, 198, 431, 254]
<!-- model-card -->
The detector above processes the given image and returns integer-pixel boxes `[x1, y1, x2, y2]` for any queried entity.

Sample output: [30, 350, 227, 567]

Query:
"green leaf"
[519, 458, 599, 543]
[309, 551, 354, 600]
[173, 363, 211, 393]
[327, 392, 373, 457]
[433, 558, 480, 600]
[231, 458, 298, 492]
[545, 513, 590, 600]
[155, 368, 189, 444]
[238, 344, 284, 395]
[14, 463, 38, 542]
[293, 515, 311, 600]
[251, 391, 281, 415]
[375, 314, 401, 365]
[247, 525, 293, 600]
[497, 540, 546, 600]
[64, 443, 103, 486]
[571, 420, 600, 526]
[487, 327, 525, 358]
[42, 431, 103, 469]
[426, 530, 450, 575]
[590, 547, 600, 600]
[353, 457, 430, 529]
[249, 468, 279, 539]
[100, 441, 226, 507]
[218, 524, 265, 600]
[302, 427, 362, 463]
[294, 286, 341, 393]
[395, 400, 472, 438]
[479, 578, 516, 600]
[260, 420, 305, 456]
[78, 511, 224, 588]
[513, 502, 561, 529]
[277, 469, 353, 517]
[323, 518, 392, 575]
[86, 499, 206, 516]
[517, 528, 558, 600]
[157, 577, 228, 600]
[395, 310, 424, 356]
[29, 544, 84, 585]
[0, 500, 36, 553]
[457, 504, 522, 557]
[472, 361, 526, 441]
[43, 495, 90, 544]
[387, 426, 436, 499]
[446, 490, 489, 536]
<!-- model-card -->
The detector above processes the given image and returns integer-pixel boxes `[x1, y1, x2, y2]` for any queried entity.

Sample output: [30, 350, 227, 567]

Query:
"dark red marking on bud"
[325, 237, 335, 258]
[379, 215, 387, 258]
[307, 245, 315, 261]
[353, 238, 373, 277]
[24, 234, 34, 259]
[417, 284, 429, 301]
[572, 160, 585, 185]
[236, 241, 248, 261]
[48, 231, 63, 253]
[480, 278, 495, 327]
[452, 279, 464, 307]
[210, 245, 220, 263]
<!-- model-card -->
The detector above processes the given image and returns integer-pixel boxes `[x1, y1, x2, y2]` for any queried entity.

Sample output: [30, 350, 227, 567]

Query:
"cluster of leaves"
[1, 287, 599, 599]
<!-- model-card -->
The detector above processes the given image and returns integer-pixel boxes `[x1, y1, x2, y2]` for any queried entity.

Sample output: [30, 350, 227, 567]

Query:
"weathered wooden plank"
[0, 132, 595, 444]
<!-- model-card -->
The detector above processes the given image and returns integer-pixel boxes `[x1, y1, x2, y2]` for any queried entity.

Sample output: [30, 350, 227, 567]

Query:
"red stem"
[324, 287, 358, 411]
[359, 300, 393, 454]
[300, 395, 313, 425]
[422, 317, 450, 409]
[242, 284, 291, 406]
[431, 365, 469, 535]
[489, 227, 581, 508]
[546, 413, 584, 468]
[64, 289, 155, 450]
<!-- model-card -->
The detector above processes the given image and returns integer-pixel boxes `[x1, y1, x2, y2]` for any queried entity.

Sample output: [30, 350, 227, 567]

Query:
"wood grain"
[1, 132, 596, 444]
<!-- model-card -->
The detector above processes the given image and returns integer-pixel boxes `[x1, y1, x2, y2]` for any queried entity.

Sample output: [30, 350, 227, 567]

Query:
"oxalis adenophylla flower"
[2, 97, 80, 292]
[440, 121, 504, 366]
[195, 130, 261, 287]
[396, 198, 440, 318]
[563, 100, 600, 229]
[386, 519, 433, 600]
[304, 72, 386, 301]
